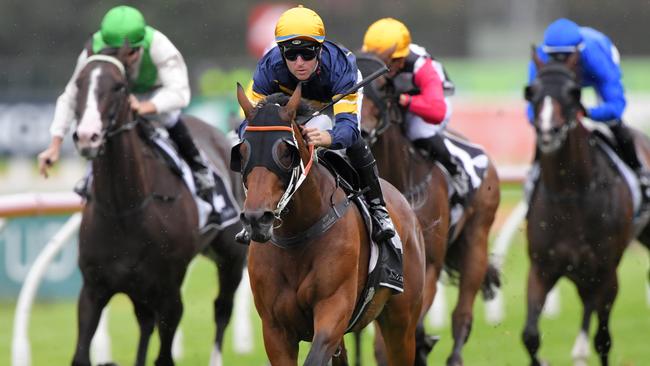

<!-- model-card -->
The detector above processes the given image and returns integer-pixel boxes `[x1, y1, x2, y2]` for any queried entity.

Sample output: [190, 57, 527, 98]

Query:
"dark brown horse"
[358, 55, 501, 366]
[233, 83, 426, 366]
[70, 49, 246, 366]
[522, 51, 650, 366]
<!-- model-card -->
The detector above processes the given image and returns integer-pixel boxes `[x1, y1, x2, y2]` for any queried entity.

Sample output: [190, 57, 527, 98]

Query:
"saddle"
[138, 120, 240, 230]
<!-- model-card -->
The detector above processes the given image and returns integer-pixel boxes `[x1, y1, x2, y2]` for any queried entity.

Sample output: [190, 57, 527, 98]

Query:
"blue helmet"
[543, 18, 584, 53]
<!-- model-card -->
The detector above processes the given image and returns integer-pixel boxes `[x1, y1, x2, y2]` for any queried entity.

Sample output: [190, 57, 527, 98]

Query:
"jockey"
[236, 5, 403, 293]
[361, 18, 468, 201]
[527, 18, 650, 202]
[37, 5, 215, 199]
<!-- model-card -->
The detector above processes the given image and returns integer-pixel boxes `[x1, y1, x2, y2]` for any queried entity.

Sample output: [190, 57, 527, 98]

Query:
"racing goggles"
[282, 45, 320, 62]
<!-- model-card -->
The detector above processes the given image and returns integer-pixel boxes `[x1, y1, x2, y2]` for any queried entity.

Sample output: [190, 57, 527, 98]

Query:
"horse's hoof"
[446, 355, 463, 366]
[97, 363, 119, 366]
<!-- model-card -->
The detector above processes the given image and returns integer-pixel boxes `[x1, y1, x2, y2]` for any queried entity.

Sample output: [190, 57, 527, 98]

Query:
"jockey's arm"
[49, 50, 89, 140]
[588, 68, 626, 122]
[146, 32, 190, 115]
[38, 49, 89, 177]
[402, 58, 447, 124]
[327, 65, 361, 150]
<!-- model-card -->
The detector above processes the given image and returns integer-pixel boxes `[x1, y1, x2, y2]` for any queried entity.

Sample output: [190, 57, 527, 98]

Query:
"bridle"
[76, 54, 140, 156]
[526, 64, 584, 154]
[231, 122, 315, 219]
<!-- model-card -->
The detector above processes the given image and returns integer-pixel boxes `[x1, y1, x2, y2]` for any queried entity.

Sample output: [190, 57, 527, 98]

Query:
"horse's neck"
[373, 127, 424, 192]
[276, 165, 338, 236]
[540, 122, 594, 192]
[93, 120, 149, 209]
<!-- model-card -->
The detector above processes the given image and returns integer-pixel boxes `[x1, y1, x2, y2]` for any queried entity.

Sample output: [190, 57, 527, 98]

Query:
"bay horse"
[357, 54, 501, 366]
[522, 50, 650, 366]
[233, 83, 426, 365]
[70, 47, 246, 366]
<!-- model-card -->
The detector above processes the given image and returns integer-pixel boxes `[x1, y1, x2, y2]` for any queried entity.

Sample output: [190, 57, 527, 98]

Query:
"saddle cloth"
[440, 131, 489, 232]
[151, 129, 240, 229]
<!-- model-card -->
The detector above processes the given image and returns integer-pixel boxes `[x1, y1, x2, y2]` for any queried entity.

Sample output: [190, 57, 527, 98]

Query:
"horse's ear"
[285, 82, 302, 120]
[531, 44, 544, 70]
[524, 85, 535, 102]
[236, 83, 254, 120]
[378, 45, 396, 64]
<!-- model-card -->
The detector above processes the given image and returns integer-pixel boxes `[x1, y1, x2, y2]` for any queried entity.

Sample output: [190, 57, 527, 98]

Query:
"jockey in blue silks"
[527, 18, 650, 203]
[235, 6, 403, 293]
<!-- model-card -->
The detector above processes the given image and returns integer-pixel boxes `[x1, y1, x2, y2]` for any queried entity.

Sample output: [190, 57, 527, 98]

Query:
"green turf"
[2, 186, 649, 365]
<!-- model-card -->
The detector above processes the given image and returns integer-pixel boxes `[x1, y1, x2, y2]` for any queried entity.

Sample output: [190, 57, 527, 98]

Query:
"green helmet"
[100, 6, 147, 48]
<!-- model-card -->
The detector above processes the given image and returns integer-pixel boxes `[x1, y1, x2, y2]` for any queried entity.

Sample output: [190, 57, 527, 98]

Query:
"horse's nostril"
[261, 211, 275, 225]
[90, 133, 100, 142]
[72, 132, 79, 142]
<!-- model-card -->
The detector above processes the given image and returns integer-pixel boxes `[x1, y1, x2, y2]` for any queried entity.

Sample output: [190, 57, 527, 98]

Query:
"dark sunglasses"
[282, 47, 319, 62]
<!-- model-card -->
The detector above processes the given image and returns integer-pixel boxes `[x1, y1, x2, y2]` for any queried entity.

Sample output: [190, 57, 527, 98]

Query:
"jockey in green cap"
[38, 5, 215, 199]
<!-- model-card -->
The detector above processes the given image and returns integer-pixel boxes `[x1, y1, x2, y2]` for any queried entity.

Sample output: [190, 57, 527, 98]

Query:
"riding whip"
[302, 64, 389, 124]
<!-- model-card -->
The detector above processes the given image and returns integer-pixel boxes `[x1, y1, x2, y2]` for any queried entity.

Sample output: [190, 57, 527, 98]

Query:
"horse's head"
[525, 48, 585, 154]
[232, 83, 314, 242]
[357, 53, 404, 146]
[73, 46, 133, 159]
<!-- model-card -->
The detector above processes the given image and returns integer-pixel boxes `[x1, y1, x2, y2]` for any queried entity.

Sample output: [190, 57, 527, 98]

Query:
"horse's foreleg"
[522, 265, 558, 366]
[133, 300, 156, 366]
[71, 284, 111, 366]
[594, 275, 618, 366]
[331, 338, 349, 366]
[376, 303, 418, 366]
[447, 234, 488, 366]
[211, 248, 246, 362]
[260, 319, 299, 366]
[304, 297, 353, 366]
[154, 288, 183, 366]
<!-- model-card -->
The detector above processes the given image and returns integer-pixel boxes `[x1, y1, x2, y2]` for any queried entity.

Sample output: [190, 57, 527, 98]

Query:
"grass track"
[1, 185, 649, 365]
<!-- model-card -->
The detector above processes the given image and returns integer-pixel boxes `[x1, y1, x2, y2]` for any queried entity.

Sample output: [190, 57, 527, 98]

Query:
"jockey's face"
[126, 47, 142, 65]
[285, 56, 318, 81]
[387, 57, 406, 78]
[283, 47, 319, 81]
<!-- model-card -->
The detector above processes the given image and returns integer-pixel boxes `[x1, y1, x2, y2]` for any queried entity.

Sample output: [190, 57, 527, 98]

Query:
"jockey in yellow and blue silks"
[527, 18, 650, 201]
[236, 5, 403, 293]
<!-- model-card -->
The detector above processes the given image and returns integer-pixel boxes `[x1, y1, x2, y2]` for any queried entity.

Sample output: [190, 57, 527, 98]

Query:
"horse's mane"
[256, 93, 315, 123]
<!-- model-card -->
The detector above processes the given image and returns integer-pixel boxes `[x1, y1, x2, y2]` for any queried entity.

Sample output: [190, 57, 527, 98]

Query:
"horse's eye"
[274, 142, 297, 171]
[113, 83, 125, 92]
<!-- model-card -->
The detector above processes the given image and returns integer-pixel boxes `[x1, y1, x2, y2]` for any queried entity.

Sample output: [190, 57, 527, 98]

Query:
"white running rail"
[11, 212, 82, 366]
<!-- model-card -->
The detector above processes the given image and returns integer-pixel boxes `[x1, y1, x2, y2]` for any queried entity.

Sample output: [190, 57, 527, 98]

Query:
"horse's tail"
[442, 252, 501, 300]
[481, 262, 501, 300]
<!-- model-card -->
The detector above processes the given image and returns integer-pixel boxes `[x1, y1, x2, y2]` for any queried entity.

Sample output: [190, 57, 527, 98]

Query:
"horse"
[522, 50, 650, 366]
[70, 47, 247, 366]
[357, 54, 501, 366]
[232, 83, 426, 366]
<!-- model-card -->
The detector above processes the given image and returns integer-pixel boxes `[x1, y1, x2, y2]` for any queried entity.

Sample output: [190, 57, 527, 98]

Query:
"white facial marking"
[77, 67, 103, 140]
[539, 96, 554, 133]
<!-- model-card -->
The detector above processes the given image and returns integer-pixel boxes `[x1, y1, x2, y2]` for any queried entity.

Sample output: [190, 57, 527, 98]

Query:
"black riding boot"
[168, 120, 216, 201]
[610, 124, 650, 202]
[413, 135, 469, 202]
[347, 139, 403, 293]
